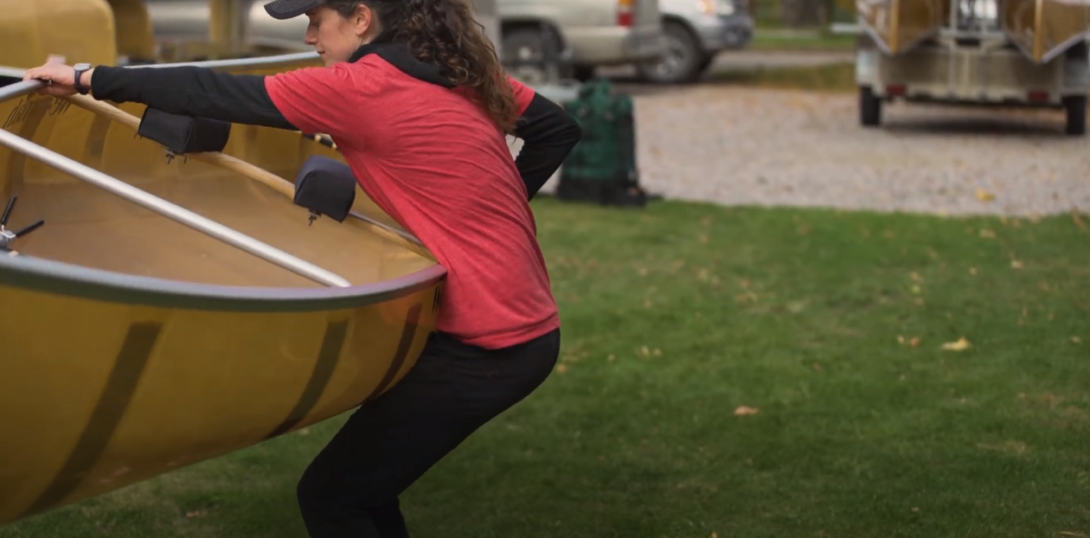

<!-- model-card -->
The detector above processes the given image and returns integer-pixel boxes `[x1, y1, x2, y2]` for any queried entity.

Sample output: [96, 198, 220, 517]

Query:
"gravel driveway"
[528, 84, 1090, 218]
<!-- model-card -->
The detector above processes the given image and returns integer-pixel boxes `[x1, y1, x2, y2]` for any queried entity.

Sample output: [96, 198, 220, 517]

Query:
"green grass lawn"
[750, 31, 857, 52]
[707, 62, 856, 92]
[3, 198, 1090, 538]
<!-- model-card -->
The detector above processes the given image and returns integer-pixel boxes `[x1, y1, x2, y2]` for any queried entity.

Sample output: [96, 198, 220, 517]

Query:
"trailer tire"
[1064, 95, 1086, 136]
[860, 86, 881, 127]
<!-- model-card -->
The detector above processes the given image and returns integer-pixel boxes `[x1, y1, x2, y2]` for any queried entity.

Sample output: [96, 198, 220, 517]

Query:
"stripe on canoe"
[365, 303, 423, 402]
[265, 318, 349, 439]
[20, 321, 163, 518]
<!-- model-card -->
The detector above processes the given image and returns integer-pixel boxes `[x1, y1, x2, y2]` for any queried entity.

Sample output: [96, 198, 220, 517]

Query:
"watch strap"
[73, 65, 90, 95]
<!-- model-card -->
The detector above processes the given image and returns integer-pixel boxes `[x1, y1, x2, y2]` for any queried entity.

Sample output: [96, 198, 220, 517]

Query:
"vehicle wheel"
[501, 26, 561, 85]
[571, 65, 596, 82]
[1065, 95, 1087, 136]
[860, 85, 882, 127]
[636, 20, 708, 84]
[696, 54, 715, 74]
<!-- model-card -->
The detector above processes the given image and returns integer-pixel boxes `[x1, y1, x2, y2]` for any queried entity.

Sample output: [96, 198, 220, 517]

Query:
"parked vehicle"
[851, 0, 1089, 135]
[142, 0, 670, 84]
[637, 0, 754, 84]
[497, 0, 668, 83]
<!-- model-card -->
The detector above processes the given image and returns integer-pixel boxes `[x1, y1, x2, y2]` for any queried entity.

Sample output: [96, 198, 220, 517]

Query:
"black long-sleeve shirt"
[90, 59, 580, 201]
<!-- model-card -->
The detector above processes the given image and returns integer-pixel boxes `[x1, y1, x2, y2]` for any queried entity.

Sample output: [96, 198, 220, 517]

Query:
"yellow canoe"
[0, 54, 445, 525]
[856, 0, 951, 55]
[1002, 0, 1090, 63]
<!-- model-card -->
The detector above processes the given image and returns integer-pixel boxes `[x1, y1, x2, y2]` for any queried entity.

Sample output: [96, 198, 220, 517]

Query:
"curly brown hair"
[328, 0, 519, 134]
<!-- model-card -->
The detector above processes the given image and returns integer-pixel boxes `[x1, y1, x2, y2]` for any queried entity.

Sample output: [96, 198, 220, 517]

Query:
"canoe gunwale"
[0, 252, 446, 312]
[0, 61, 448, 313]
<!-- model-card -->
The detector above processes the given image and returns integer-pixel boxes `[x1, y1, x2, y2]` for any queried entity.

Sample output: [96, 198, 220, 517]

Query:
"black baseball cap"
[263, 0, 323, 19]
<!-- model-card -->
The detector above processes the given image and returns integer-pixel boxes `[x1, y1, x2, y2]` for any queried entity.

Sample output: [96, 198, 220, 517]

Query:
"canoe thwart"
[294, 156, 358, 224]
[136, 107, 232, 157]
[0, 194, 45, 252]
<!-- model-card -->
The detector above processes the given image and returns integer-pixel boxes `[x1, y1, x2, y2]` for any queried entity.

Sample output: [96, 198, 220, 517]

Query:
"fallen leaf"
[734, 406, 760, 416]
[1059, 531, 1087, 537]
[186, 511, 204, 518]
[942, 337, 972, 351]
[979, 229, 996, 238]
[909, 337, 920, 348]
[1073, 337, 1083, 344]
[653, 348, 662, 356]
[556, 364, 568, 374]
[969, 267, 978, 276]
[1072, 211, 1087, 230]
[608, 354, 616, 361]
[976, 188, 996, 202]
[1011, 260, 1024, 270]
[910, 272, 923, 282]
[813, 363, 822, 372]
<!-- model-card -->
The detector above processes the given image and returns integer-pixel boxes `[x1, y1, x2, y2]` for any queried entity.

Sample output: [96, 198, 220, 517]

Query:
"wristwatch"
[73, 63, 92, 95]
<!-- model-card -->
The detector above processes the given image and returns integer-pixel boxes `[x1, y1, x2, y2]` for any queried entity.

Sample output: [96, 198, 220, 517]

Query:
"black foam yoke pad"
[294, 156, 357, 223]
[137, 108, 231, 155]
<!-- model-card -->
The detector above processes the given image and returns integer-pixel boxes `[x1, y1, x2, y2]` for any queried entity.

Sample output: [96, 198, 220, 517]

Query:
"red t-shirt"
[264, 54, 559, 350]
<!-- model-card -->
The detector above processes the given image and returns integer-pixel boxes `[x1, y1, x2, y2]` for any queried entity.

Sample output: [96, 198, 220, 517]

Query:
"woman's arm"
[511, 92, 582, 201]
[84, 66, 298, 131]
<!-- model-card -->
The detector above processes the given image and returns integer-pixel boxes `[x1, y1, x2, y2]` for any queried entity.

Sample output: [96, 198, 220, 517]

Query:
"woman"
[25, 0, 582, 536]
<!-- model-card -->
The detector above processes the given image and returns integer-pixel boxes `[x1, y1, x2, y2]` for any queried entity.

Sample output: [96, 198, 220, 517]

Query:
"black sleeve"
[90, 65, 298, 131]
[512, 93, 582, 201]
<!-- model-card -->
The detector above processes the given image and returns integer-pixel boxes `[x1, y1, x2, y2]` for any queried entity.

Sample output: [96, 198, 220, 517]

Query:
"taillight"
[1027, 90, 1049, 102]
[886, 83, 906, 96]
[617, 0, 634, 26]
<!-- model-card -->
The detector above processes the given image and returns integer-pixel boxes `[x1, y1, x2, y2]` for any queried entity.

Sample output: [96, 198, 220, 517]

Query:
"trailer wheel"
[860, 86, 882, 127]
[1064, 95, 1086, 136]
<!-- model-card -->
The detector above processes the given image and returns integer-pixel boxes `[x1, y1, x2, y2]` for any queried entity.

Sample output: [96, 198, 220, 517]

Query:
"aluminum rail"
[0, 113, 352, 288]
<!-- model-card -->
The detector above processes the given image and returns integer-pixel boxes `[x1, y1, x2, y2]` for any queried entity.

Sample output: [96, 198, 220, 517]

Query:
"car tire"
[1064, 95, 1087, 136]
[572, 65, 596, 82]
[636, 20, 708, 85]
[860, 85, 882, 127]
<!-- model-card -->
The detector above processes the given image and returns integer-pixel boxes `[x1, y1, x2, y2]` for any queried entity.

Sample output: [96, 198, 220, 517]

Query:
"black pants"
[295, 327, 561, 537]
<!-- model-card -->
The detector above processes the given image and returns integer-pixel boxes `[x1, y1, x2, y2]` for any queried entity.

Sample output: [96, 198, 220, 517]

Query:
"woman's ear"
[352, 4, 375, 38]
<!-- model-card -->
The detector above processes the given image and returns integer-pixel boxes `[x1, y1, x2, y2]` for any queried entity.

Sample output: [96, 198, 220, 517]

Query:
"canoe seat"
[294, 156, 357, 223]
[136, 108, 232, 156]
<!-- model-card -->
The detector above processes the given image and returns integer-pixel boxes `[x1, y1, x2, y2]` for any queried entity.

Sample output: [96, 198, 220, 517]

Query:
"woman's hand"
[23, 56, 89, 97]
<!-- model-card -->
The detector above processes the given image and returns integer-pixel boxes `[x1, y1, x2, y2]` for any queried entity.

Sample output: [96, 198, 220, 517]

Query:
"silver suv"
[499, 0, 669, 83]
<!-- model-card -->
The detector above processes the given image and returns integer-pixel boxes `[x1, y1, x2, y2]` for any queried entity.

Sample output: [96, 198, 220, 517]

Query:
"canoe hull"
[0, 53, 446, 525]
[858, 0, 950, 54]
[0, 271, 440, 524]
[1002, 0, 1090, 63]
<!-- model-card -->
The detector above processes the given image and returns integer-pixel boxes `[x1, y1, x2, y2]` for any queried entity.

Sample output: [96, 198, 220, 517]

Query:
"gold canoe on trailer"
[1002, 0, 1090, 63]
[0, 0, 448, 526]
[856, 0, 951, 55]
[857, 0, 1090, 63]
